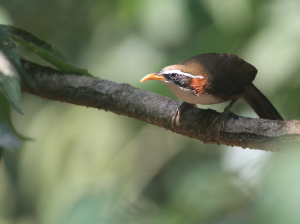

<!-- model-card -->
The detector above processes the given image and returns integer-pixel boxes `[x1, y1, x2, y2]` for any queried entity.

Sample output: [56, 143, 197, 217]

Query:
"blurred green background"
[1, 0, 300, 223]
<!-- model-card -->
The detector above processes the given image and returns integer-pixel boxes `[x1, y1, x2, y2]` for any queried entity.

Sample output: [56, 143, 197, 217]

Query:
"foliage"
[0, 24, 91, 151]
[4, 25, 91, 76]
[0, 25, 22, 115]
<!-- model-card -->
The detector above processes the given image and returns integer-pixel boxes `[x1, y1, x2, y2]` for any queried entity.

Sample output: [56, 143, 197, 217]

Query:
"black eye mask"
[163, 73, 191, 88]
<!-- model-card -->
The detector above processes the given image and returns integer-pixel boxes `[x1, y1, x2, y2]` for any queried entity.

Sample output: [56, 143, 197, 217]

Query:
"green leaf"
[0, 24, 20, 65]
[0, 118, 21, 151]
[0, 70, 23, 115]
[0, 91, 32, 141]
[0, 25, 23, 115]
[3, 25, 91, 76]
[0, 86, 12, 123]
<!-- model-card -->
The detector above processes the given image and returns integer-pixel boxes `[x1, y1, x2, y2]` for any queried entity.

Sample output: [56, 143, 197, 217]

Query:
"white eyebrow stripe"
[162, 69, 204, 79]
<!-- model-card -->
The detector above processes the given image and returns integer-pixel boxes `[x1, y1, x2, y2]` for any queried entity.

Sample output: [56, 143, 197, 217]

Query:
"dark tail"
[243, 84, 283, 121]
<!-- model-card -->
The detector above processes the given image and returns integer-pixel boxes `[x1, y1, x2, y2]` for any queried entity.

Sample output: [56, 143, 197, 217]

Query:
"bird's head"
[140, 64, 207, 96]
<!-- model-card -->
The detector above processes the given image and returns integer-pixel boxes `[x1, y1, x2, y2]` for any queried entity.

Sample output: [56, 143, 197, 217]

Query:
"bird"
[140, 53, 283, 134]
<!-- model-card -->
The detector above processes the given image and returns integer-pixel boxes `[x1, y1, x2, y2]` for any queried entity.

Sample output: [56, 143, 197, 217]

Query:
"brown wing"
[183, 53, 257, 99]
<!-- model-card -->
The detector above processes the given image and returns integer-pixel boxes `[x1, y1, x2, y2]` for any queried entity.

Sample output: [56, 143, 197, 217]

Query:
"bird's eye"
[170, 73, 178, 78]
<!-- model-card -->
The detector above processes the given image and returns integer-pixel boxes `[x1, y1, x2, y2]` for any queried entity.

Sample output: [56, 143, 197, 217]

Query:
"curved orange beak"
[140, 73, 165, 82]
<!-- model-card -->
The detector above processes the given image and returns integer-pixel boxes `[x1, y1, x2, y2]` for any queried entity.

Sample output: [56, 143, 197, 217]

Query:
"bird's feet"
[214, 99, 237, 137]
[171, 102, 196, 128]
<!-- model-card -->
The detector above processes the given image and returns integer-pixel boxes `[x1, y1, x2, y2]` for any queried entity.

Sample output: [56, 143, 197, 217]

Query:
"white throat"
[164, 82, 224, 105]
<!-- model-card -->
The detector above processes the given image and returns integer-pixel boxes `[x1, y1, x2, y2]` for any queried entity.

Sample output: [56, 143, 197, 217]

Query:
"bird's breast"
[164, 82, 225, 105]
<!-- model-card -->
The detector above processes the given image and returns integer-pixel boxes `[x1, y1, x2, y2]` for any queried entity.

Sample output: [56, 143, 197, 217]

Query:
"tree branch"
[21, 60, 300, 151]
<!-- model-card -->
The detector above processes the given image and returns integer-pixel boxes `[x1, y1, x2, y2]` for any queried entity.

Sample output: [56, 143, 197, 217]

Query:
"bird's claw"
[212, 113, 227, 137]
[217, 113, 228, 136]
[216, 99, 237, 137]
[171, 105, 182, 128]
[171, 102, 195, 128]
[171, 111, 179, 128]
